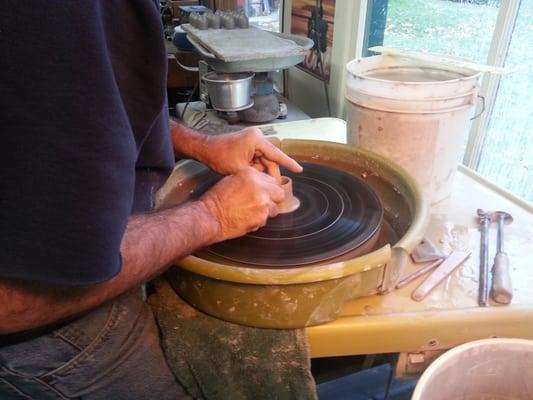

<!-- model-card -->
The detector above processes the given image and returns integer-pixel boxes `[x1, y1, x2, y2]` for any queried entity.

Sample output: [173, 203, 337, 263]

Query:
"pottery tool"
[411, 237, 446, 263]
[490, 211, 514, 304]
[477, 209, 491, 307]
[396, 258, 444, 290]
[396, 238, 446, 289]
[411, 251, 471, 302]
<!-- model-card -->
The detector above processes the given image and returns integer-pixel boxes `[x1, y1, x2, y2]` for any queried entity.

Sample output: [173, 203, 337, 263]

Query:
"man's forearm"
[170, 118, 208, 161]
[0, 201, 219, 334]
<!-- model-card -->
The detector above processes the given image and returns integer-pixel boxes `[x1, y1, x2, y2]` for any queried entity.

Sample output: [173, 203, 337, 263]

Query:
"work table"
[262, 118, 533, 358]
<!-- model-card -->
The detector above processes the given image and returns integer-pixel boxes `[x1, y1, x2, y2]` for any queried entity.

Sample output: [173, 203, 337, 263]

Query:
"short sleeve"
[0, 2, 143, 286]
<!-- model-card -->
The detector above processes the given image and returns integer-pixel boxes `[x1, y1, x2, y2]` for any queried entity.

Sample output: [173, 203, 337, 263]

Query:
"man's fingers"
[250, 168, 285, 204]
[260, 157, 281, 183]
[252, 162, 265, 173]
[266, 182, 285, 204]
[246, 166, 285, 203]
[256, 140, 303, 174]
[268, 201, 279, 218]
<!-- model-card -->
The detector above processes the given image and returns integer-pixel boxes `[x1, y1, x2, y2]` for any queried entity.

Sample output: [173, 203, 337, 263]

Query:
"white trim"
[463, 0, 522, 168]
[354, 0, 369, 60]
[282, 1, 369, 119]
[333, 0, 368, 119]
[458, 165, 533, 213]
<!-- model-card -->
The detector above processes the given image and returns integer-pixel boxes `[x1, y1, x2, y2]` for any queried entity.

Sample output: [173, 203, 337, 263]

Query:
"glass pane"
[477, 1, 533, 202]
[244, 0, 282, 32]
[365, 0, 499, 64]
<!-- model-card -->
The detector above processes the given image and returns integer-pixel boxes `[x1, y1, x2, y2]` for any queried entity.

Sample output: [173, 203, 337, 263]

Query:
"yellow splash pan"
[155, 140, 428, 328]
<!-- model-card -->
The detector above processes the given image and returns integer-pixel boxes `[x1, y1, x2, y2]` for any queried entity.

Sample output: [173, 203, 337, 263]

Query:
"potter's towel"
[148, 277, 317, 400]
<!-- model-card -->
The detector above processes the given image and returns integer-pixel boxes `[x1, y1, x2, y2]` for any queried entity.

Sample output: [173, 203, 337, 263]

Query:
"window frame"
[463, 0, 522, 169]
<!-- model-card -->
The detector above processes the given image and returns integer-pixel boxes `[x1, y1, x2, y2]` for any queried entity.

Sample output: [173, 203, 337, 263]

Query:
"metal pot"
[202, 72, 254, 111]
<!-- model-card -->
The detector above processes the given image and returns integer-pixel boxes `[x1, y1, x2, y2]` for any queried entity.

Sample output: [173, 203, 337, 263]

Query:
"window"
[476, 1, 532, 202]
[241, 0, 282, 32]
[363, 0, 532, 202]
[367, 0, 499, 62]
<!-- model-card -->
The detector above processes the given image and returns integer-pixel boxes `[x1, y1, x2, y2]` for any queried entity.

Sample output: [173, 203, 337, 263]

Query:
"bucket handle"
[470, 95, 485, 120]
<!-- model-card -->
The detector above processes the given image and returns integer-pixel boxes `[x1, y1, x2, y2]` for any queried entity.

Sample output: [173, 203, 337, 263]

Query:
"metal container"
[155, 139, 428, 328]
[201, 72, 254, 111]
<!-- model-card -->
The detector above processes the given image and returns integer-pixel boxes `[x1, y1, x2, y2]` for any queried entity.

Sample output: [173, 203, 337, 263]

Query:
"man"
[0, 1, 301, 398]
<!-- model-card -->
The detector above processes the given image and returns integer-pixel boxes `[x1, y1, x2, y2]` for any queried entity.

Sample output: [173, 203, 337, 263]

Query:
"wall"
[282, 0, 367, 119]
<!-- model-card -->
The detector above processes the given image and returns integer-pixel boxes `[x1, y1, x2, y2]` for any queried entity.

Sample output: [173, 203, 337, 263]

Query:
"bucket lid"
[346, 54, 481, 112]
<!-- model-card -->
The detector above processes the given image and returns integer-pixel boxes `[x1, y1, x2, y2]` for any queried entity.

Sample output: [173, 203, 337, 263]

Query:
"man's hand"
[199, 127, 303, 179]
[200, 167, 285, 241]
[170, 121, 302, 180]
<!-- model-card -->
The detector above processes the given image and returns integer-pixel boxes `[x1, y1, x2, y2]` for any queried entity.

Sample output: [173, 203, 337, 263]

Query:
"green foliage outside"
[383, 0, 498, 63]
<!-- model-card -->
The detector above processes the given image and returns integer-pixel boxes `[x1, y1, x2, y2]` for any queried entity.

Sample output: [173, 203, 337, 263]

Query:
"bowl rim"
[175, 139, 428, 285]
[202, 71, 255, 84]
[412, 338, 533, 399]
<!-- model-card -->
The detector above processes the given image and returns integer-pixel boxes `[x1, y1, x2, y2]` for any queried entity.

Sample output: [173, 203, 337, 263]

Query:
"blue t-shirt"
[0, 1, 175, 286]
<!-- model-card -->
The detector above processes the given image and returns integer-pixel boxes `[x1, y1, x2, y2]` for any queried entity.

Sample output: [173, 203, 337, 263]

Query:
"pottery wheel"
[194, 163, 384, 268]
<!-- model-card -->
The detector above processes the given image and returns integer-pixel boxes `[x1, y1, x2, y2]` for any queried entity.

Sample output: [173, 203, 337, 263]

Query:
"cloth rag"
[148, 277, 318, 400]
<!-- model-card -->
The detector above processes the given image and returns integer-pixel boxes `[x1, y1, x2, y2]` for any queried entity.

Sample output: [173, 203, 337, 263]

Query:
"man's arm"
[0, 168, 284, 334]
[170, 118, 210, 161]
[0, 201, 217, 334]
[169, 119, 303, 177]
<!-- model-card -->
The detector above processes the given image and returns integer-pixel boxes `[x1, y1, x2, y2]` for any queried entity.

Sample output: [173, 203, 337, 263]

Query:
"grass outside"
[383, 0, 499, 63]
[382, 0, 532, 202]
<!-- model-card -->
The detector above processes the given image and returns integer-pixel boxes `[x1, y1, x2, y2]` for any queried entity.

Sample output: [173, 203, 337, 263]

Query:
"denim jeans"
[0, 289, 190, 399]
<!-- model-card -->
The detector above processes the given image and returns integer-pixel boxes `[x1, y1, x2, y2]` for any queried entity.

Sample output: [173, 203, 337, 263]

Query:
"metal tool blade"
[411, 237, 447, 263]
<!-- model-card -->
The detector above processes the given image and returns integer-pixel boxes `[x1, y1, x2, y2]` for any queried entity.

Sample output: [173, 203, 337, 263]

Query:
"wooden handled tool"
[490, 211, 513, 304]
[411, 251, 471, 302]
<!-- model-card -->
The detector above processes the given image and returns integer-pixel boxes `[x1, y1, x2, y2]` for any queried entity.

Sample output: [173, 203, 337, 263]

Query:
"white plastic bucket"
[412, 338, 533, 400]
[346, 54, 481, 204]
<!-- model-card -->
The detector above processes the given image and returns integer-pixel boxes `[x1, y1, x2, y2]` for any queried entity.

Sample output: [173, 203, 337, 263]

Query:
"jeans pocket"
[0, 299, 118, 400]
[0, 377, 31, 400]
[40, 301, 120, 381]
[0, 332, 82, 379]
